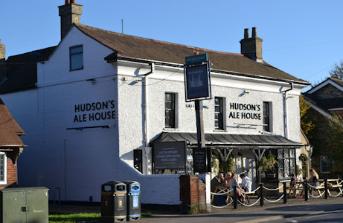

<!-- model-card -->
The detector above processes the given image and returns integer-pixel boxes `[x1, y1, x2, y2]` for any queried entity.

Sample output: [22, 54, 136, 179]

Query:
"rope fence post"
[233, 186, 238, 209]
[259, 183, 264, 207]
[324, 178, 328, 199]
[283, 182, 287, 204]
[304, 180, 308, 201]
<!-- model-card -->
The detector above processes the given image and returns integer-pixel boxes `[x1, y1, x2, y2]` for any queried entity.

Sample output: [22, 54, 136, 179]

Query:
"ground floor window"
[278, 148, 296, 179]
[0, 152, 7, 184]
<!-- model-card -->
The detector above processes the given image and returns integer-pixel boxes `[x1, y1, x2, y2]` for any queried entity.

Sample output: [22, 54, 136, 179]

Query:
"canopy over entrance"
[152, 132, 302, 148]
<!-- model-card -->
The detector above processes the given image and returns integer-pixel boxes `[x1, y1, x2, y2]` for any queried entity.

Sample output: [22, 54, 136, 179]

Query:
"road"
[141, 198, 343, 223]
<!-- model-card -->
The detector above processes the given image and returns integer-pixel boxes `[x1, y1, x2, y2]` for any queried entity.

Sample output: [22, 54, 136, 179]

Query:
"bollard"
[324, 178, 328, 199]
[259, 183, 264, 207]
[233, 185, 238, 209]
[283, 182, 287, 204]
[304, 180, 308, 201]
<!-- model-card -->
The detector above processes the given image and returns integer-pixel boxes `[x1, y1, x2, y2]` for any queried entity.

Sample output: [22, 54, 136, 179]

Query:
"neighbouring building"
[0, 97, 25, 190]
[303, 77, 343, 176]
[0, 1, 309, 204]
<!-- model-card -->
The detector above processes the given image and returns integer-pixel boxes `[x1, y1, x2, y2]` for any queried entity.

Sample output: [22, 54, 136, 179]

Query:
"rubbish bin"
[124, 181, 141, 221]
[0, 187, 49, 223]
[101, 181, 127, 222]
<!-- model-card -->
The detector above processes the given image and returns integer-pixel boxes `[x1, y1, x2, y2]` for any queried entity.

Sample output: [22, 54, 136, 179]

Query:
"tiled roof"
[76, 24, 309, 85]
[0, 98, 24, 147]
[0, 46, 56, 94]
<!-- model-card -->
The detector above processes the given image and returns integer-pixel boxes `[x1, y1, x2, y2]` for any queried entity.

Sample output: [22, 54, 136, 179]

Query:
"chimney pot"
[244, 28, 249, 39]
[59, 0, 83, 39]
[252, 27, 257, 38]
[240, 27, 263, 63]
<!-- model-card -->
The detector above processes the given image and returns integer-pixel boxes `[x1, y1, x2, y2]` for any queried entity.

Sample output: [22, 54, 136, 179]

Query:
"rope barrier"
[237, 197, 261, 207]
[308, 191, 324, 198]
[264, 194, 284, 203]
[210, 189, 232, 196]
[328, 189, 343, 198]
[262, 185, 283, 191]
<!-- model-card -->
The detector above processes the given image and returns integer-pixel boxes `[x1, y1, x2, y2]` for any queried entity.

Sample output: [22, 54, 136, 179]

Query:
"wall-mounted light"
[86, 78, 96, 85]
[239, 89, 250, 97]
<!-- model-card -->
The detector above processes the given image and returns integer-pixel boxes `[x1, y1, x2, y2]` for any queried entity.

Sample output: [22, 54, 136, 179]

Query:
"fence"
[211, 178, 343, 209]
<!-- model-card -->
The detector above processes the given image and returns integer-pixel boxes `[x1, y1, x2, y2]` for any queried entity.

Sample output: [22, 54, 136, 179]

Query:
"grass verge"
[49, 213, 100, 223]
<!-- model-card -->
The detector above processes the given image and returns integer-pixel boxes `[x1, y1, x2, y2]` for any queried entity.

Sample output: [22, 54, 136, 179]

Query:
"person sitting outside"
[225, 171, 245, 203]
[308, 168, 319, 187]
[211, 172, 225, 193]
[289, 173, 297, 198]
[239, 173, 252, 192]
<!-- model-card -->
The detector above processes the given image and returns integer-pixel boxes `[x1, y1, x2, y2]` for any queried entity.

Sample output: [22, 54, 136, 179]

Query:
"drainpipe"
[141, 63, 155, 175]
[282, 82, 293, 138]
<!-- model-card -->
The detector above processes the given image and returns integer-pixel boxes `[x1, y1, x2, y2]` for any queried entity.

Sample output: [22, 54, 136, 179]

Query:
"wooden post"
[233, 185, 238, 209]
[304, 180, 308, 201]
[259, 183, 264, 207]
[283, 182, 287, 204]
[324, 178, 328, 199]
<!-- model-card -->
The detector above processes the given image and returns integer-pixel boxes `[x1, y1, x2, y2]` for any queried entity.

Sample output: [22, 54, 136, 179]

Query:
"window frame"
[263, 101, 272, 132]
[214, 96, 225, 130]
[278, 148, 296, 179]
[0, 152, 7, 185]
[164, 92, 178, 129]
[69, 45, 84, 71]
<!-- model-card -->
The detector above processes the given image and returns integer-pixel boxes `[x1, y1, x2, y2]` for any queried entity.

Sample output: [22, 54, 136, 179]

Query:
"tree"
[300, 96, 315, 135]
[330, 61, 343, 80]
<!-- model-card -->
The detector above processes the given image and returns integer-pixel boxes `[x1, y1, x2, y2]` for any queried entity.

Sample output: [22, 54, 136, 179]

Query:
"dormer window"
[69, 45, 83, 71]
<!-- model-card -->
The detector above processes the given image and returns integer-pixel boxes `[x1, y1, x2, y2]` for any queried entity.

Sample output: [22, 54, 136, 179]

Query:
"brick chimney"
[0, 40, 5, 60]
[240, 27, 263, 63]
[59, 0, 83, 40]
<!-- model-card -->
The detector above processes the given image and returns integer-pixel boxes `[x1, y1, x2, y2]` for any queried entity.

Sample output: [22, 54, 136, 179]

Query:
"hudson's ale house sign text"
[228, 102, 262, 120]
[73, 100, 116, 123]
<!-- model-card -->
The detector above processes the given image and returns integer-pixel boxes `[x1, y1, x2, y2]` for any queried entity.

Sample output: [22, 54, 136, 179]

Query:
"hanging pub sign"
[184, 53, 212, 102]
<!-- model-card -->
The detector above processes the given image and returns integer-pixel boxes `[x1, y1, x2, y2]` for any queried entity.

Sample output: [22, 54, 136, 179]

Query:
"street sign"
[184, 55, 212, 102]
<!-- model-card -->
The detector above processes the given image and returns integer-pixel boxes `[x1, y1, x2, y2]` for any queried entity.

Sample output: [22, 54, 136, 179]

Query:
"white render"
[1, 26, 305, 204]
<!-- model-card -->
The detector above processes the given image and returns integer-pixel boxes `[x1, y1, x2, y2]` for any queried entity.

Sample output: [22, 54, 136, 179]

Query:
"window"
[214, 97, 225, 130]
[263, 102, 272, 132]
[69, 45, 83, 71]
[0, 153, 7, 185]
[165, 93, 177, 128]
[278, 148, 296, 179]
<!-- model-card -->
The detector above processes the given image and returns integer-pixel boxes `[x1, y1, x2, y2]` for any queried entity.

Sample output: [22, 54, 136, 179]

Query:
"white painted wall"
[1, 26, 305, 205]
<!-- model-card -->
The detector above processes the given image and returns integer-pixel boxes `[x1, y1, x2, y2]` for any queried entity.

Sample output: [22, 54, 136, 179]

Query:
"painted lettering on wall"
[73, 100, 116, 123]
[228, 103, 261, 120]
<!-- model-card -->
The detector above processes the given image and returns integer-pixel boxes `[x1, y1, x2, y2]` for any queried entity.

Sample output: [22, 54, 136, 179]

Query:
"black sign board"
[153, 141, 186, 170]
[184, 54, 212, 102]
[193, 148, 207, 173]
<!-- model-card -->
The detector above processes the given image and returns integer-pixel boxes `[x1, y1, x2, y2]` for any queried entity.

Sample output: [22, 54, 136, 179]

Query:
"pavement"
[139, 198, 343, 223]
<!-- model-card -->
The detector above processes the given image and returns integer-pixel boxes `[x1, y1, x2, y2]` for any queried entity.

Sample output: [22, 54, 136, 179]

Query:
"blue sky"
[1, 0, 342, 85]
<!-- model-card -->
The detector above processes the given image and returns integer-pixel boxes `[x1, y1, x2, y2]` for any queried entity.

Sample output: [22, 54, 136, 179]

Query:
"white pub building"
[0, 1, 309, 205]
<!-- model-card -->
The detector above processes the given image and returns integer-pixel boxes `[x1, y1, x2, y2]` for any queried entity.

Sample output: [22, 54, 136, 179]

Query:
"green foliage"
[260, 153, 277, 172]
[300, 96, 315, 135]
[330, 61, 343, 80]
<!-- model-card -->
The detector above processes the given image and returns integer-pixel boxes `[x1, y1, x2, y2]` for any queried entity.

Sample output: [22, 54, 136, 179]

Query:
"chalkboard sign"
[193, 148, 207, 173]
[153, 141, 186, 170]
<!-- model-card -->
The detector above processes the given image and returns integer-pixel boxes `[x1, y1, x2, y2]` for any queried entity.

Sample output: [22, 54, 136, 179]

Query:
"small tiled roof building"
[0, 98, 24, 189]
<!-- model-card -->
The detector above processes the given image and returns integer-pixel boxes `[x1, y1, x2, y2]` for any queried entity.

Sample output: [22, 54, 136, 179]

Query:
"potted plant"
[260, 153, 277, 179]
